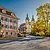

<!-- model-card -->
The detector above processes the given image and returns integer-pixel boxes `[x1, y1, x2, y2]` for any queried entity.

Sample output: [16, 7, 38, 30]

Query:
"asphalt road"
[0, 35, 50, 50]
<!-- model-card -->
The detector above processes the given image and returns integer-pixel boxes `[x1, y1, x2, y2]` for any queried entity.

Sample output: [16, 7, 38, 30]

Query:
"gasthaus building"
[0, 6, 19, 37]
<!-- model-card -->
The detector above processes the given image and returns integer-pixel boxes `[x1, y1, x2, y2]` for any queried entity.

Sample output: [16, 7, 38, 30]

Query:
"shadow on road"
[0, 37, 44, 44]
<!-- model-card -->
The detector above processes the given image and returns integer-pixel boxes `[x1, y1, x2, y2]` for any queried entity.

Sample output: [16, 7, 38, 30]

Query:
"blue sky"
[0, 0, 50, 25]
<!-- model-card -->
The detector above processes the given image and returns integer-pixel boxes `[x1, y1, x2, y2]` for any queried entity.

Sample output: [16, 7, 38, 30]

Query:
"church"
[20, 14, 35, 34]
[25, 14, 35, 33]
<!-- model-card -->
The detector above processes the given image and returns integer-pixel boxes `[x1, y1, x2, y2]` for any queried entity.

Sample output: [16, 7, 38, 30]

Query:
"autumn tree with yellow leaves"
[36, 3, 50, 36]
[32, 3, 50, 36]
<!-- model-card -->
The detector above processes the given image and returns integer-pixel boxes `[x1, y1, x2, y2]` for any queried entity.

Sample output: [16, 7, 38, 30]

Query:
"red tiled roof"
[0, 6, 19, 20]
[20, 23, 26, 26]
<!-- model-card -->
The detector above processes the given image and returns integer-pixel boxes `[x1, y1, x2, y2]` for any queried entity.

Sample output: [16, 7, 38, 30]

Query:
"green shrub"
[45, 30, 50, 36]
[39, 31, 45, 36]
[31, 32, 36, 36]
[36, 32, 40, 36]
[36, 31, 45, 36]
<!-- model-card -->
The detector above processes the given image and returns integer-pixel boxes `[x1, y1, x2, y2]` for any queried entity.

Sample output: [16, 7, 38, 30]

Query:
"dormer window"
[6, 11, 11, 15]
[2, 10, 6, 13]
[11, 13, 14, 16]
[0, 9, 2, 12]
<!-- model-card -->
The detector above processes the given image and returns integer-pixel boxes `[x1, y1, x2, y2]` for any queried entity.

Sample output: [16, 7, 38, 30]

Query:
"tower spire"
[32, 15, 34, 21]
[26, 14, 29, 20]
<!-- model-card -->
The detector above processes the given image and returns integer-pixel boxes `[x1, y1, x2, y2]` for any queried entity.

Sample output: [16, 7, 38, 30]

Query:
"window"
[0, 15, 1, 19]
[0, 9, 2, 12]
[1, 17, 3, 20]
[2, 10, 6, 14]
[5, 18, 7, 21]
[4, 18, 7, 21]
[16, 27, 17, 30]
[10, 26, 12, 29]
[7, 26, 9, 29]
[5, 25, 8, 28]
[16, 21, 18, 24]
[14, 20, 16, 23]
[10, 19, 12, 22]
[6, 11, 11, 15]
[7, 18, 9, 22]
[12, 20, 13, 22]
[1, 24, 4, 27]
[11, 13, 14, 16]
[11, 32, 12, 35]
[0, 21, 1, 26]
[13, 26, 15, 29]
[6, 32, 8, 35]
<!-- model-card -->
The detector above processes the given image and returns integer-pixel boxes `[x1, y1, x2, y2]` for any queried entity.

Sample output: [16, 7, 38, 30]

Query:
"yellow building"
[19, 14, 35, 34]
[25, 14, 35, 34]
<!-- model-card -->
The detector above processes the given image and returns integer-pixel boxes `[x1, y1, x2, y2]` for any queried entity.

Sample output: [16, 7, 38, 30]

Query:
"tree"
[36, 3, 50, 28]
[36, 3, 50, 36]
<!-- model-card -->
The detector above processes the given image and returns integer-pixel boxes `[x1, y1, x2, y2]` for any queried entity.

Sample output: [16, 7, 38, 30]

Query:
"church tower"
[25, 14, 31, 33]
[25, 14, 29, 24]
[31, 15, 35, 27]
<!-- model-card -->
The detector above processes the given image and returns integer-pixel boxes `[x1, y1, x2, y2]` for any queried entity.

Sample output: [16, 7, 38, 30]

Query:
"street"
[0, 35, 50, 50]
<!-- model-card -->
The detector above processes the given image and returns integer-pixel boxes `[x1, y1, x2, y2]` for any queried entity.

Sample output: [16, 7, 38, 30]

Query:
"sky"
[0, 0, 50, 25]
